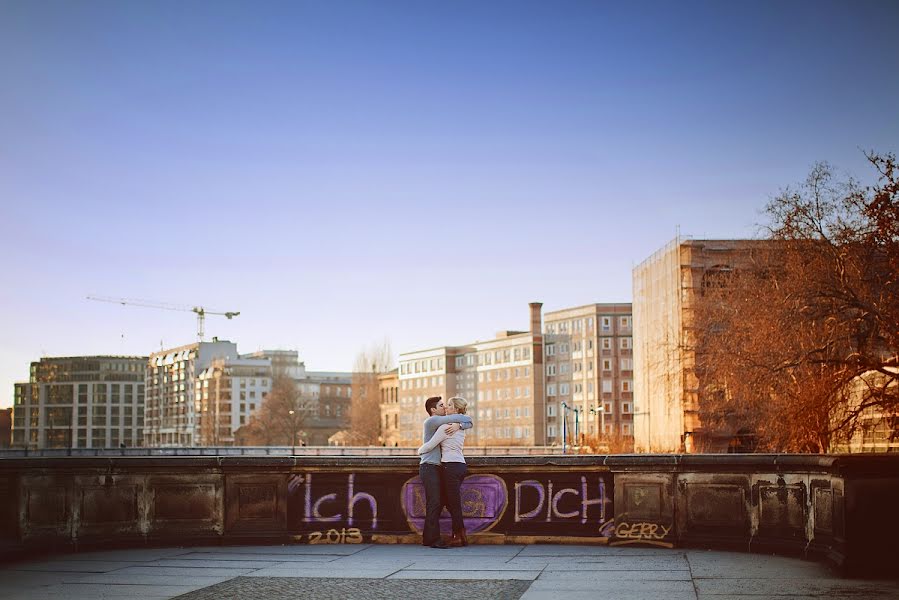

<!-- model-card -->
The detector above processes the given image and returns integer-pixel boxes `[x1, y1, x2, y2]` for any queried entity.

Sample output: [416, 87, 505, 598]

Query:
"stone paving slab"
[148, 558, 283, 569]
[172, 576, 533, 600]
[184, 544, 365, 555]
[510, 555, 690, 570]
[694, 577, 899, 597]
[245, 566, 405, 578]
[521, 591, 699, 600]
[5, 560, 131, 573]
[389, 570, 542, 581]
[11, 582, 209, 600]
[173, 551, 336, 562]
[60, 573, 234, 586]
[528, 577, 697, 593]
[540, 569, 693, 580]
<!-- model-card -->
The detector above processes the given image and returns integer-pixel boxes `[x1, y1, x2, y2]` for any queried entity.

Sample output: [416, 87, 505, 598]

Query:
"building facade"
[379, 369, 400, 447]
[633, 238, 770, 453]
[397, 303, 545, 447]
[543, 303, 633, 450]
[196, 357, 272, 445]
[144, 340, 239, 447]
[12, 356, 147, 449]
[0, 408, 12, 448]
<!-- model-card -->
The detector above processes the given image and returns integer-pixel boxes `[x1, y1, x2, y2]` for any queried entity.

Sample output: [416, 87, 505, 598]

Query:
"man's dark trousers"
[419, 462, 444, 546]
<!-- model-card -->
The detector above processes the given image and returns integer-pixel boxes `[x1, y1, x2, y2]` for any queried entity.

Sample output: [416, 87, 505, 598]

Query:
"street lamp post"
[288, 409, 296, 451]
[561, 402, 568, 454]
[590, 404, 606, 452]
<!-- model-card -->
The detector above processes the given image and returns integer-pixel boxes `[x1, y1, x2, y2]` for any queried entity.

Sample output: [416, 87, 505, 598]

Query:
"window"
[524, 407, 530, 417]
[514, 427, 522, 439]
[546, 344, 555, 357]
[602, 359, 612, 371]
[548, 425, 556, 437]
[622, 380, 632, 392]
[574, 383, 582, 393]
[514, 407, 521, 418]
[547, 384, 557, 396]
[546, 365, 556, 376]
[622, 423, 631, 435]
[547, 404, 556, 416]
[602, 380, 612, 393]
[622, 403, 631, 413]
[601, 317, 611, 330]
[602, 338, 612, 350]
[560, 343, 569, 354]
[455, 357, 464, 368]
[620, 316, 632, 328]
[621, 358, 634, 370]
[559, 383, 570, 395]
[559, 363, 569, 375]
[620, 337, 632, 350]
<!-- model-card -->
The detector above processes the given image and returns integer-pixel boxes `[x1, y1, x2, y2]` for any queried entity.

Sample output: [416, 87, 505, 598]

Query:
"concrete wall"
[1, 454, 896, 576]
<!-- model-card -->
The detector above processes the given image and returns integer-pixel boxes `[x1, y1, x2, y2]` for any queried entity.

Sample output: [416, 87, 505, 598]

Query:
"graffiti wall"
[286, 468, 613, 543]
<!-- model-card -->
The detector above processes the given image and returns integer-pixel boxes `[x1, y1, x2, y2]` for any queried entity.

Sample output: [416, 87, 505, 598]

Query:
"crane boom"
[87, 296, 240, 342]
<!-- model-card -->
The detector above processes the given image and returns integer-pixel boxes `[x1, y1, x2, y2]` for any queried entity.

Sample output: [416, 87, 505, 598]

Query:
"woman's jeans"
[442, 461, 468, 532]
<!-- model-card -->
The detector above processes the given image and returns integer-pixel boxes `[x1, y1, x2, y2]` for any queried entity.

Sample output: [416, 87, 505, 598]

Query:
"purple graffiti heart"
[402, 474, 508, 535]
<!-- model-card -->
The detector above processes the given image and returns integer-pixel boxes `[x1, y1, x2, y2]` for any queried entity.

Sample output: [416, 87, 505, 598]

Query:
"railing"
[0, 445, 566, 458]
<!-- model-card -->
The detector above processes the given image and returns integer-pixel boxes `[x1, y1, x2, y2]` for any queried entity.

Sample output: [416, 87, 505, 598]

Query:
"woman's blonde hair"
[448, 396, 468, 415]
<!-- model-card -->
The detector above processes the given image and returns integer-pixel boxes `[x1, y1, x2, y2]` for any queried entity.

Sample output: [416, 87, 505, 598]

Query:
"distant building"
[145, 339, 240, 447]
[0, 408, 11, 448]
[379, 369, 400, 447]
[242, 349, 351, 446]
[632, 237, 771, 453]
[831, 369, 899, 453]
[303, 371, 352, 446]
[543, 303, 633, 450]
[12, 355, 147, 449]
[398, 303, 545, 447]
[196, 357, 272, 445]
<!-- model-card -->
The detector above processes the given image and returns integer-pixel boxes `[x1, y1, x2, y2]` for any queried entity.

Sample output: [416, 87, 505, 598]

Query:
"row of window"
[545, 315, 632, 334]
[547, 422, 632, 437]
[477, 387, 532, 401]
[547, 379, 632, 395]
[546, 401, 632, 416]
[477, 406, 531, 420]
[546, 337, 632, 356]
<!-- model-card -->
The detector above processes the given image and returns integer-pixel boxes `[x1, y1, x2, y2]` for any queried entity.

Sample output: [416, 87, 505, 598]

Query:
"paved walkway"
[2, 544, 898, 600]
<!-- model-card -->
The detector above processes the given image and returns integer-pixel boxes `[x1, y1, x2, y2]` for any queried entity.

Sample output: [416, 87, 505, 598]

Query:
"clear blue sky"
[1, 0, 897, 407]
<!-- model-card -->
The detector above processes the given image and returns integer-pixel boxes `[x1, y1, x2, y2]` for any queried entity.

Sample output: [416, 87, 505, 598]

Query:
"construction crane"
[87, 296, 240, 342]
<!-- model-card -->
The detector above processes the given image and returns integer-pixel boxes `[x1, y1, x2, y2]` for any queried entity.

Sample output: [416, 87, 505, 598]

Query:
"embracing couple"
[417, 395, 472, 549]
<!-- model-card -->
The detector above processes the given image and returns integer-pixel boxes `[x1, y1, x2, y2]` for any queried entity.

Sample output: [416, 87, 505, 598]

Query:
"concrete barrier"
[1, 454, 896, 576]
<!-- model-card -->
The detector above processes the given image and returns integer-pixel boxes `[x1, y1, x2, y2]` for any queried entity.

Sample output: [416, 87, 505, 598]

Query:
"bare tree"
[694, 153, 899, 452]
[235, 372, 313, 446]
[347, 340, 394, 446]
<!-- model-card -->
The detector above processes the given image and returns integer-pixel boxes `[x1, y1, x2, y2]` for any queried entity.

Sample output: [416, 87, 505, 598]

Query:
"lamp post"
[590, 404, 606, 452]
[561, 402, 568, 454]
[288, 409, 296, 451]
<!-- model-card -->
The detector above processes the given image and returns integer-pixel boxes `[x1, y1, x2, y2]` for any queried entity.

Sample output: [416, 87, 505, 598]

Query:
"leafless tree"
[235, 372, 313, 446]
[695, 153, 898, 452]
[347, 339, 394, 445]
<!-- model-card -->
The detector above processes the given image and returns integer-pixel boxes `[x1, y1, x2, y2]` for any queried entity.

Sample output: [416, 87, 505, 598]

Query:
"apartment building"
[12, 355, 147, 449]
[239, 350, 351, 446]
[397, 303, 545, 446]
[306, 372, 352, 445]
[145, 339, 239, 447]
[379, 369, 400, 447]
[195, 357, 272, 445]
[633, 237, 771, 452]
[543, 303, 633, 450]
